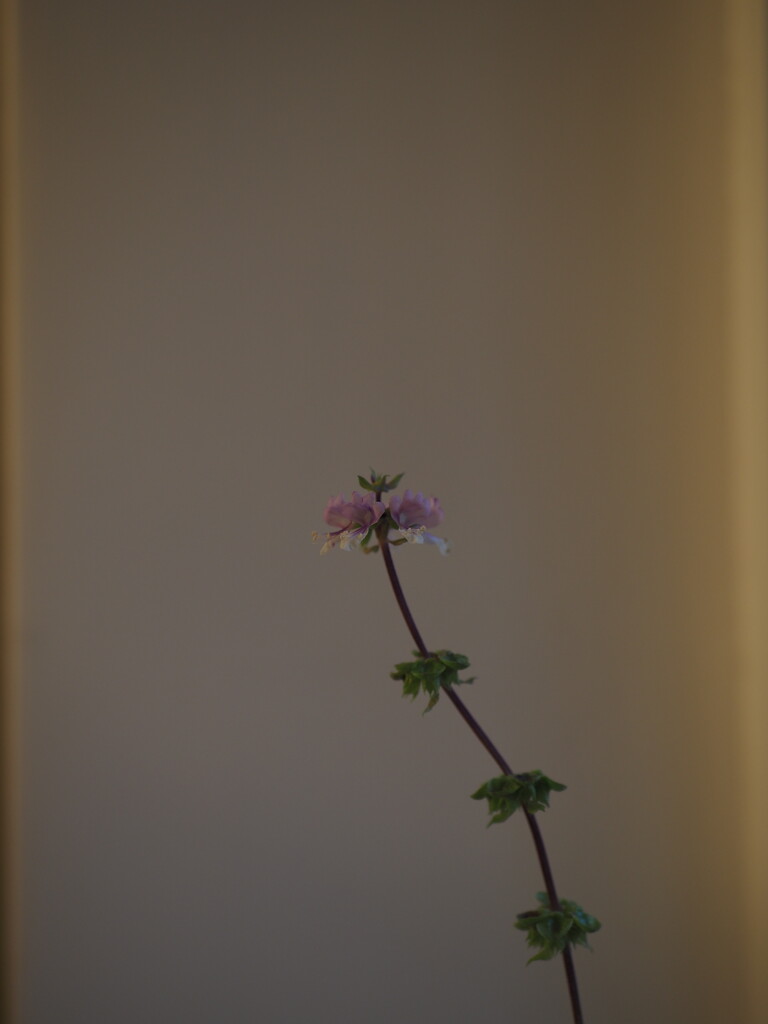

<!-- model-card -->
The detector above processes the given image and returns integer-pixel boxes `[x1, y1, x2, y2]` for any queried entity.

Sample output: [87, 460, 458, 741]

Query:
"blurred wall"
[728, 2, 768, 1020]
[8, 1, 764, 1022]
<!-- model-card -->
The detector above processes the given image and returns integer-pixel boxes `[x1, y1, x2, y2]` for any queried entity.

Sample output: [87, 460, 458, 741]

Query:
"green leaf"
[357, 475, 376, 491]
[437, 651, 470, 670]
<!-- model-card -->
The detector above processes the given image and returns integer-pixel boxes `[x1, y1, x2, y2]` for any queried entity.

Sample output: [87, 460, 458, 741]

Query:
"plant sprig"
[318, 472, 598, 1024]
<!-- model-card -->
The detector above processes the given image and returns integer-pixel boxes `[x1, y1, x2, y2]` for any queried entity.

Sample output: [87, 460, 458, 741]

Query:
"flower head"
[314, 476, 449, 555]
[313, 491, 386, 554]
[389, 489, 449, 554]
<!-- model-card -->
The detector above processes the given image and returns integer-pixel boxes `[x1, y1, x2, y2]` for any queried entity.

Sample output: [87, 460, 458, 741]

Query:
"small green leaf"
[436, 651, 470, 670]
[358, 475, 376, 491]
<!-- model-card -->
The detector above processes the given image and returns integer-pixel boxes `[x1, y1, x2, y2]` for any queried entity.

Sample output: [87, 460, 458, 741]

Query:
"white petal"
[423, 533, 450, 555]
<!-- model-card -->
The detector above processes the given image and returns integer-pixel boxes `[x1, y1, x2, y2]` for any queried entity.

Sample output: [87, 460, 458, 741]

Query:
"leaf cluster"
[390, 650, 474, 712]
[515, 893, 601, 964]
[471, 771, 566, 824]
[357, 469, 404, 494]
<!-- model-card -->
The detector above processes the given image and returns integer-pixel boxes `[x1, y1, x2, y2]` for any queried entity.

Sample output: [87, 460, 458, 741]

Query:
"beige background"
[6, 1, 767, 1022]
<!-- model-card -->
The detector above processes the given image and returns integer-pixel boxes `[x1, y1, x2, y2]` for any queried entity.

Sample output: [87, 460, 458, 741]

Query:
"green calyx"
[471, 771, 566, 824]
[390, 650, 474, 712]
[515, 893, 601, 964]
[357, 469, 404, 494]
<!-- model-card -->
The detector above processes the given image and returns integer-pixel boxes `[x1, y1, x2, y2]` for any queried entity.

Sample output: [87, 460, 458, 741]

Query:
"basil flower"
[389, 490, 449, 554]
[313, 491, 386, 554]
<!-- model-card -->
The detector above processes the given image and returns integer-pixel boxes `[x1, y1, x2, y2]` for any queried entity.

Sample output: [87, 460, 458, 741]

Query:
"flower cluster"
[313, 478, 448, 555]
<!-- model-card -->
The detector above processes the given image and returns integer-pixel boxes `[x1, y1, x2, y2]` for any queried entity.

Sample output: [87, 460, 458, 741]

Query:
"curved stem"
[379, 535, 584, 1024]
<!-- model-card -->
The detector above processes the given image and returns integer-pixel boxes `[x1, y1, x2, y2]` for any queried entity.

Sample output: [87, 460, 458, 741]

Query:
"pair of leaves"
[471, 772, 566, 824]
[515, 893, 601, 963]
[357, 470, 404, 494]
[390, 650, 474, 712]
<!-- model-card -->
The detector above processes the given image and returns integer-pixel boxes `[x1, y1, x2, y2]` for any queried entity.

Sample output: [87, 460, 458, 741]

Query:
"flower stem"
[378, 535, 584, 1024]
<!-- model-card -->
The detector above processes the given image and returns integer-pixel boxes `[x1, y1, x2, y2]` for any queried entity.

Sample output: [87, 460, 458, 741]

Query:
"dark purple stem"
[378, 533, 584, 1024]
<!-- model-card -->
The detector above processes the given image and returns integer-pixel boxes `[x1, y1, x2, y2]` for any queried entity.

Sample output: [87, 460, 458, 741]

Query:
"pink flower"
[389, 490, 449, 554]
[314, 491, 386, 553]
